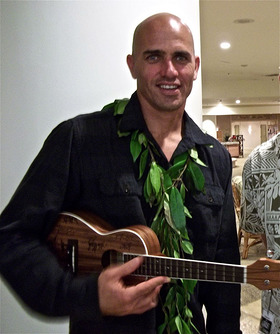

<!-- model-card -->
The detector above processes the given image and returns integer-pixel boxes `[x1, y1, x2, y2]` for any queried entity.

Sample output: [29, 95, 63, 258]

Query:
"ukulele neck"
[118, 253, 246, 284]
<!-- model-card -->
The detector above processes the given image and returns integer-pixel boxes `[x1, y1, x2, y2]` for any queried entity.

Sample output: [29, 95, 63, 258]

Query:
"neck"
[141, 106, 184, 161]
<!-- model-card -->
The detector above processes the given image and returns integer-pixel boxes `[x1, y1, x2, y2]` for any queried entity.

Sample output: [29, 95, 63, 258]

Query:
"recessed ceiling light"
[220, 42, 231, 50]
[235, 99, 241, 104]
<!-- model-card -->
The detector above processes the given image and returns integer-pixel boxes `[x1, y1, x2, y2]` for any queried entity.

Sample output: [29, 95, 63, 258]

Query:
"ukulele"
[47, 211, 280, 290]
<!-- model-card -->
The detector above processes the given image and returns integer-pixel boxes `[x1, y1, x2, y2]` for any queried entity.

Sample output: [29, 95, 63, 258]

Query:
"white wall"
[0, 1, 202, 333]
[231, 120, 269, 154]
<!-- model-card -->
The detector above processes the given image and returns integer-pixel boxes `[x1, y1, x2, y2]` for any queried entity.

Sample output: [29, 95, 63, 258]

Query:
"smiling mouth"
[159, 84, 179, 90]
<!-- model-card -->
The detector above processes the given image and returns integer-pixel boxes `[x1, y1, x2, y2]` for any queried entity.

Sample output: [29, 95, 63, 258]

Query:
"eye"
[174, 53, 191, 64]
[146, 54, 160, 63]
[176, 56, 187, 62]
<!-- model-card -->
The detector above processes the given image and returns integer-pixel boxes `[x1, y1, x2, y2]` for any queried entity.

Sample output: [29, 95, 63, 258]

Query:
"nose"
[160, 59, 178, 78]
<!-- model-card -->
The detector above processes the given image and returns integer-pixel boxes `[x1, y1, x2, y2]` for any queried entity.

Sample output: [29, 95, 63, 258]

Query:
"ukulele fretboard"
[123, 254, 246, 284]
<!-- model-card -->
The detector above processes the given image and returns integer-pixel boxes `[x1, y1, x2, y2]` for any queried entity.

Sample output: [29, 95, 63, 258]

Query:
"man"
[241, 134, 280, 334]
[0, 13, 241, 333]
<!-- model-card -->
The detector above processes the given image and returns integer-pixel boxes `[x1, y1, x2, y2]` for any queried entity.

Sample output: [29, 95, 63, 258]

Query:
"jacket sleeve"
[0, 120, 102, 322]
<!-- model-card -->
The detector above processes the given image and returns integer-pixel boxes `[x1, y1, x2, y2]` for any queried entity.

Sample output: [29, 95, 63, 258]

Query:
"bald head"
[132, 13, 195, 56]
[126, 12, 200, 115]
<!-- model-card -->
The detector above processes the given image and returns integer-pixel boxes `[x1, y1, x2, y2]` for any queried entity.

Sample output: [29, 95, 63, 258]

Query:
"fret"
[189, 260, 192, 278]
[213, 264, 216, 281]
[200, 263, 207, 280]
[185, 262, 190, 279]
[155, 258, 160, 276]
[193, 261, 199, 279]
[182, 260, 186, 279]
[203, 263, 207, 280]
[166, 258, 172, 277]
[146, 256, 151, 276]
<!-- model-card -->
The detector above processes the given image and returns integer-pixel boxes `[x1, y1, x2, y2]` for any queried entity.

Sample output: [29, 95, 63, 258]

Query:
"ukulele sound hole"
[102, 250, 125, 269]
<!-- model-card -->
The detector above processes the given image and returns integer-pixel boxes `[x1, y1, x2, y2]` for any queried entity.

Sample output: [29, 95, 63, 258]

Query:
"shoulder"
[199, 132, 231, 166]
[185, 113, 229, 157]
[52, 108, 116, 136]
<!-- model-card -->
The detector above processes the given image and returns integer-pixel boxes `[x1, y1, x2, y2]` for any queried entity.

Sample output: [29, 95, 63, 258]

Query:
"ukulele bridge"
[66, 239, 78, 275]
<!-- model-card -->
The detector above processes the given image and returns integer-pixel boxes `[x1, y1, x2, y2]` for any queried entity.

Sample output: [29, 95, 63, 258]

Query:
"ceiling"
[200, 0, 280, 107]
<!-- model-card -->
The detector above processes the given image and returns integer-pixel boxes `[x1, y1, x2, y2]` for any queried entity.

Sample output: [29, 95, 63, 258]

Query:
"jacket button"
[208, 196, 214, 203]
[124, 186, 130, 194]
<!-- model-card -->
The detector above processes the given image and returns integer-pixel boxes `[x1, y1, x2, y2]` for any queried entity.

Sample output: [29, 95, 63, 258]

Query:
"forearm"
[0, 227, 101, 320]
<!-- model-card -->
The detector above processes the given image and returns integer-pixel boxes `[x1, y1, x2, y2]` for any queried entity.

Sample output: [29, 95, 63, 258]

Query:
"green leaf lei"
[103, 99, 207, 334]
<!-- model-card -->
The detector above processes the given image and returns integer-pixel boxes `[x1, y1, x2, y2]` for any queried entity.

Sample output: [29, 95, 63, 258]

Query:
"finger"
[105, 256, 144, 280]
[130, 284, 163, 314]
[134, 275, 170, 298]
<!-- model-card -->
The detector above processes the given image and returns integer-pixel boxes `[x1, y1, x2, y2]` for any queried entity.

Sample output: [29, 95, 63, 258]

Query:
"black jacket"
[0, 92, 241, 333]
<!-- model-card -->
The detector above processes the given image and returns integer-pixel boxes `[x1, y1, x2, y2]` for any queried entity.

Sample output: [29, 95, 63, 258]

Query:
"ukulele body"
[47, 211, 160, 275]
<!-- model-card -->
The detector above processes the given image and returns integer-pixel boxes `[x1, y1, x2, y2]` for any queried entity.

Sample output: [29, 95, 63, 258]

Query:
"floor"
[240, 242, 266, 333]
[232, 152, 266, 333]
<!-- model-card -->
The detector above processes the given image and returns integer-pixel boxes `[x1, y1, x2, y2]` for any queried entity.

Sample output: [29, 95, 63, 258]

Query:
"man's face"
[127, 16, 200, 113]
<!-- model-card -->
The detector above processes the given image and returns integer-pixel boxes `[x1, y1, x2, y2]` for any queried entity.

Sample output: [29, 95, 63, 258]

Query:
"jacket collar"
[119, 91, 213, 151]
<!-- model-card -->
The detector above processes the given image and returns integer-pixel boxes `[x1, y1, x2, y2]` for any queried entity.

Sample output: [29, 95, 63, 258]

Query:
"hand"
[98, 256, 170, 316]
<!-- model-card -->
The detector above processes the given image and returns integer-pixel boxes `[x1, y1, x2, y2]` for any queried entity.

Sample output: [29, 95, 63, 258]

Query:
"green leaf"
[173, 249, 180, 258]
[163, 171, 172, 190]
[181, 318, 193, 334]
[180, 184, 186, 201]
[174, 152, 188, 165]
[167, 159, 186, 179]
[157, 322, 166, 334]
[181, 239, 193, 254]
[187, 160, 205, 192]
[172, 237, 180, 253]
[130, 132, 142, 162]
[144, 173, 152, 199]
[102, 101, 114, 111]
[163, 196, 175, 229]
[152, 196, 163, 219]
[184, 206, 192, 218]
[189, 148, 198, 160]
[168, 317, 177, 333]
[169, 187, 186, 233]
[113, 99, 129, 115]
[182, 279, 197, 295]
[194, 156, 207, 167]
[189, 148, 207, 167]
[184, 306, 193, 319]
[149, 162, 161, 196]
[151, 215, 163, 235]
[138, 133, 147, 146]
[139, 148, 149, 179]
[165, 285, 176, 307]
[117, 129, 130, 137]
[175, 316, 183, 334]
[176, 292, 185, 312]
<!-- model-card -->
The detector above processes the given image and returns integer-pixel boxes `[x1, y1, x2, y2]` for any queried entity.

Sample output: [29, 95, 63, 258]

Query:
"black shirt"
[0, 92, 241, 333]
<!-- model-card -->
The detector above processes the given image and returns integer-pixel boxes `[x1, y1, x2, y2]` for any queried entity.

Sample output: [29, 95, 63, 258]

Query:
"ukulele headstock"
[247, 258, 280, 290]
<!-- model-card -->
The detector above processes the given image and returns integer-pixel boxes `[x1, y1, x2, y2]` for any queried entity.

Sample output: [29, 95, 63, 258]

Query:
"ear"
[126, 54, 137, 79]
[193, 56, 200, 81]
